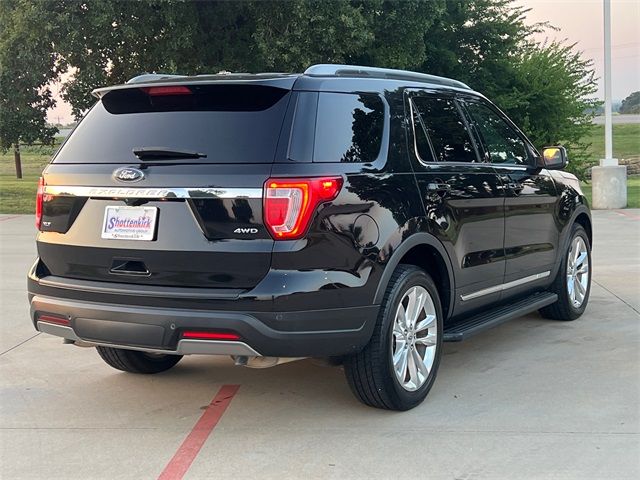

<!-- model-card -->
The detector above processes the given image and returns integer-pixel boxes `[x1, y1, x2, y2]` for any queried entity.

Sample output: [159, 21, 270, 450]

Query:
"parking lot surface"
[1, 211, 639, 480]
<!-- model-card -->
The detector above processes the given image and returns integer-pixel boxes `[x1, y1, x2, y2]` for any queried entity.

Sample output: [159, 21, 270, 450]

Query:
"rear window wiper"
[133, 147, 207, 160]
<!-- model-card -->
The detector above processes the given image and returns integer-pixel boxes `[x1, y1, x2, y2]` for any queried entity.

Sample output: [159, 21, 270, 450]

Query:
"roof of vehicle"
[303, 65, 469, 89]
[92, 64, 474, 98]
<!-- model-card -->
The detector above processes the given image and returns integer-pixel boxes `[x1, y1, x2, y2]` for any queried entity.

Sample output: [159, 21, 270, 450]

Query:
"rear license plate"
[101, 206, 158, 241]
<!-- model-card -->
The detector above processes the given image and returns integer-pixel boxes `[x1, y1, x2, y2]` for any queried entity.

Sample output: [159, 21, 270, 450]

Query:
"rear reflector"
[181, 331, 240, 341]
[263, 177, 343, 240]
[37, 314, 70, 326]
[141, 86, 192, 96]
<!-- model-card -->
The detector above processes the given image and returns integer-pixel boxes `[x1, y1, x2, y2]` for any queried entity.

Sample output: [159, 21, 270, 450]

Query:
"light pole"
[603, 0, 614, 165]
[591, 0, 627, 209]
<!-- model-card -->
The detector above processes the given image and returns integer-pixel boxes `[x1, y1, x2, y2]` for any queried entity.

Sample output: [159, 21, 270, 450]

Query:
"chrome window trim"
[460, 271, 551, 301]
[490, 165, 529, 171]
[43, 186, 263, 199]
[409, 97, 436, 166]
[406, 91, 483, 167]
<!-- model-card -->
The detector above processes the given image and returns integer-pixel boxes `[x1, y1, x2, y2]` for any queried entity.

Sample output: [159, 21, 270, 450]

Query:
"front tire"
[539, 223, 592, 321]
[96, 346, 182, 374]
[344, 265, 443, 411]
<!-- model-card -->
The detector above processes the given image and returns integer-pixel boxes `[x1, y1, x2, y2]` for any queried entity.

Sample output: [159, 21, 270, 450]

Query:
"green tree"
[502, 42, 599, 179]
[57, 0, 227, 116]
[421, 0, 543, 100]
[57, 0, 446, 112]
[0, 0, 63, 177]
[1, 0, 599, 179]
[408, 1, 598, 178]
[619, 91, 640, 114]
[351, 0, 445, 69]
[250, 1, 372, 71]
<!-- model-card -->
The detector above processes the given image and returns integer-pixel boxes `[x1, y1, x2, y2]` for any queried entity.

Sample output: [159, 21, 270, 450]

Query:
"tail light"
[263, 177, 343, 240]
[35, 177, 44, 229]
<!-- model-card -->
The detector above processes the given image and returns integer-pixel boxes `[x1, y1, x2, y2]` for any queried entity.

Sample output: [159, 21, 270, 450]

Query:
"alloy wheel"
[566, 236, 590, 308]
[391, 286, 438, 392]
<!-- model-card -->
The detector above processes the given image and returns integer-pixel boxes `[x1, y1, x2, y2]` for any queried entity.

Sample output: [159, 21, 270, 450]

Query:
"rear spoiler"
[91, 74, 299, 99]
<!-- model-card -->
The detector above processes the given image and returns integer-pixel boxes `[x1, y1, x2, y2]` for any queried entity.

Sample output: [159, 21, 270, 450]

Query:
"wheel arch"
[563, 205, 592, 252]
[574, 210, 592, 247]
[374, 233, 455, 320]
[551, 205, 592, 280]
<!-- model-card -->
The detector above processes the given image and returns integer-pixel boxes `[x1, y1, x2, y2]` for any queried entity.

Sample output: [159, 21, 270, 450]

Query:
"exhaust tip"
[231, 356, 306, 369]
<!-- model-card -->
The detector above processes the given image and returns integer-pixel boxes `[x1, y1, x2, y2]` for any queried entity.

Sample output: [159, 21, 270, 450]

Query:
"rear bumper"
[36, 320, 261, 357]
[28, 269, 379, 358]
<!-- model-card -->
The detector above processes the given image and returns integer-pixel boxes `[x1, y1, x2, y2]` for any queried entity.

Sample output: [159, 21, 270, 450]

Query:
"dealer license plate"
[101, 206, 158, 241]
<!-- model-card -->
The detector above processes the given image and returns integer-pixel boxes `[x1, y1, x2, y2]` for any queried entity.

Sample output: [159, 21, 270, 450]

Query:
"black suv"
[28, 65, 592, 410]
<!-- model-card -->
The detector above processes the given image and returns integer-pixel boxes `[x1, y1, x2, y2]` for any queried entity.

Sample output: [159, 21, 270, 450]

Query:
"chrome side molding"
[460, 271, 551, 302]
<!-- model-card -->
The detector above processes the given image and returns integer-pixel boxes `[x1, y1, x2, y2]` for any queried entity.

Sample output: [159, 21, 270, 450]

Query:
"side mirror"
[538, 146, 568, 170]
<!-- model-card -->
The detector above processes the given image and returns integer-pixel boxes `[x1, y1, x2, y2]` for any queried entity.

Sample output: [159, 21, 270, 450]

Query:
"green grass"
[575, 123, 639, 208]
[0, 175, 40, 214]
[581, 175, 640, 209]
[582, 124, 640, 161]
[0, 144, 56, 214]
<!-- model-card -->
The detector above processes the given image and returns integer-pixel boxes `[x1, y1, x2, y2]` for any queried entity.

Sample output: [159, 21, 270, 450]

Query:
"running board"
[443, 291, 558, 342]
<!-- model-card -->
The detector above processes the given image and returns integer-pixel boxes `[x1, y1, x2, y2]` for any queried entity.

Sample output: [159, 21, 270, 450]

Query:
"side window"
[313, 92, 385, 163]
[411, 96, 477, 163]
[410, 100, 435, 163]
[465, 101, 530, 165]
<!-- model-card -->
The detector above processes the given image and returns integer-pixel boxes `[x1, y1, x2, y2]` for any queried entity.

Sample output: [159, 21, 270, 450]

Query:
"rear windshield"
[53, 85, 291, 164]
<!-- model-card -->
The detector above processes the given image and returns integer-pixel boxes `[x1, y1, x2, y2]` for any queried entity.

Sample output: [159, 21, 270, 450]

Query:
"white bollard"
[591, 164, 627, 209]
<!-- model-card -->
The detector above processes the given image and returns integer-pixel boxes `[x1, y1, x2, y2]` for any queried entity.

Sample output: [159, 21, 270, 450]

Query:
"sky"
[47, 0, 640, 124]
[521, 0, 639, 101]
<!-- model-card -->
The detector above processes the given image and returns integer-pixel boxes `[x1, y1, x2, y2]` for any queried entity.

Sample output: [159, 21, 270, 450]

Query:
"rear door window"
[53, 85, 291, 164]
[411, 96, 477, 163]
[314, 93, 384, 163]
[410, 99, 436, 163]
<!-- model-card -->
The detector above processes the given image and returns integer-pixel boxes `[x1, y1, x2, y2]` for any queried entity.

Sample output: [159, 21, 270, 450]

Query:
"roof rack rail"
[304, 64, 470, 90]
[126, 73, 187, 84]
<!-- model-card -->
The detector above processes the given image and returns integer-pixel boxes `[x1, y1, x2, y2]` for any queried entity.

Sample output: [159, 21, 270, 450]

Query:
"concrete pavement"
[1, 212, 638, 479]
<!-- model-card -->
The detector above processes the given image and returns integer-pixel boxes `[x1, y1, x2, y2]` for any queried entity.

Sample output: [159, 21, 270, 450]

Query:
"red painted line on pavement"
[158, 384, 240, 480]
[0, 215, 22, 222]
[615, 210, 640, 220]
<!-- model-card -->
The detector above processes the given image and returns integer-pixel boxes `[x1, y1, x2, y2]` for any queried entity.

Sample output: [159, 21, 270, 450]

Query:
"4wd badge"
[234, 227, 258, 234]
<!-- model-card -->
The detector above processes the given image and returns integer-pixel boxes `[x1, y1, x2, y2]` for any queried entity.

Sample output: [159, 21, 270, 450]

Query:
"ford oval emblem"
[113, 167, 145, 183]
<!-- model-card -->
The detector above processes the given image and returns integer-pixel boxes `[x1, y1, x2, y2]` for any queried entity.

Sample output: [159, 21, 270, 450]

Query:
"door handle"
[507, 182, 523, 193]
[427, 182, 451, 193]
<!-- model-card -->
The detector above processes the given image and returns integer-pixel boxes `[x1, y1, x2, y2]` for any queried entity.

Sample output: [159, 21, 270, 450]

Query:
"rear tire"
[96, 346, 182, 374]
[539, 223, 591, 321]
[344, 264, 443, 411]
